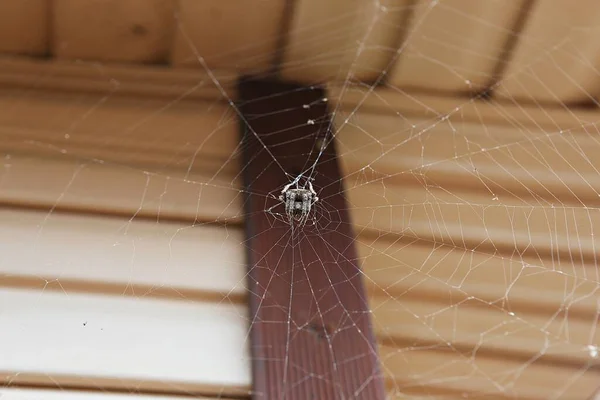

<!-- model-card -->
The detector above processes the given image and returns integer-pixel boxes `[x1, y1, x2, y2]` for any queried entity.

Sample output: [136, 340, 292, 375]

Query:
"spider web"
[1, 1, 600, 399]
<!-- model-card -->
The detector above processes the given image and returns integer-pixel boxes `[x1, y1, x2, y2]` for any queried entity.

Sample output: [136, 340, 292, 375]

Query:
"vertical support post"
[238, 77, 386, 400]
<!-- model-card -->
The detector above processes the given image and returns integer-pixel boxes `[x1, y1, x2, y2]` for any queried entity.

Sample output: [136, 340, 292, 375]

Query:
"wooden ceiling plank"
[388, 0, 526, 94]
[0, 0, 49, 56]
[495, 1, 600, 104]
[171, 0, 285, 73]
[281, 0, 410, 83]
[53, 0, 175, 64]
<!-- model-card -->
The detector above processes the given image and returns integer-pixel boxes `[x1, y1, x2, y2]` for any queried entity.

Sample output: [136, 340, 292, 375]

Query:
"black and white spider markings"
[267, 175, 319, 226]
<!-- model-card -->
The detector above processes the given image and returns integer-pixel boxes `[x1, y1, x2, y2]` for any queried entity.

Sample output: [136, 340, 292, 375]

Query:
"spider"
[277, 177, 319, 225]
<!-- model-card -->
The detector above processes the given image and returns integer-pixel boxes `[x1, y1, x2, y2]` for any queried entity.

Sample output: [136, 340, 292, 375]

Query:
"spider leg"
[267, 191, 285, 213]
[281, 182, 294, 196]
[266, 191, 289, 225]
[307, 181, 317, 196]
[266, 202, 281, 213]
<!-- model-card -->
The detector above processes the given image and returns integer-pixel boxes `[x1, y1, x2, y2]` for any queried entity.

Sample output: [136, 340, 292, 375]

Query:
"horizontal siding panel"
[2, 208, 597, 357]
[349, 182, 599, 262]
[0, 209, 246, 298]
[2, 56, 598, 130]
[0, 288, 250, 395]
[0, 89, 238, 177]
[2, 58, 598, 140]
[3, 88, 599, 209]
[0, 388, 236, 400]
[0, 209, 250, 395]
[2, 185, 597, 398]
[0, 58, 234, 101]
[2, 86, 598, 311]
[4, 154, 597, 271]
[380, 344, 599, 399]
[0, 155, 240, 223]
[329, 84, 600, 131]
[336, 111, 600, 204]
[360, 238, 599, 317]
[371, 295, 598, 366]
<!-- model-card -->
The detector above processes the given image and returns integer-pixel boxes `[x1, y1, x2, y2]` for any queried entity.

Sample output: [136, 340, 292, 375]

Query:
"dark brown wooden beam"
[237, 77, 385, 400]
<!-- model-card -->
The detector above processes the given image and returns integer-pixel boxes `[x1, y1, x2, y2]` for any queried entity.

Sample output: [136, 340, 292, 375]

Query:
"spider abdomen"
[274, 179, 319, 225]
[282, 188, 317, 222]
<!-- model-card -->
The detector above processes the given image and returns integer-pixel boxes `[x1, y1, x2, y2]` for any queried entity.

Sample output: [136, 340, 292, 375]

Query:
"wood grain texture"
[238, 78, 385, 399]
[53, 0, 174, 63]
